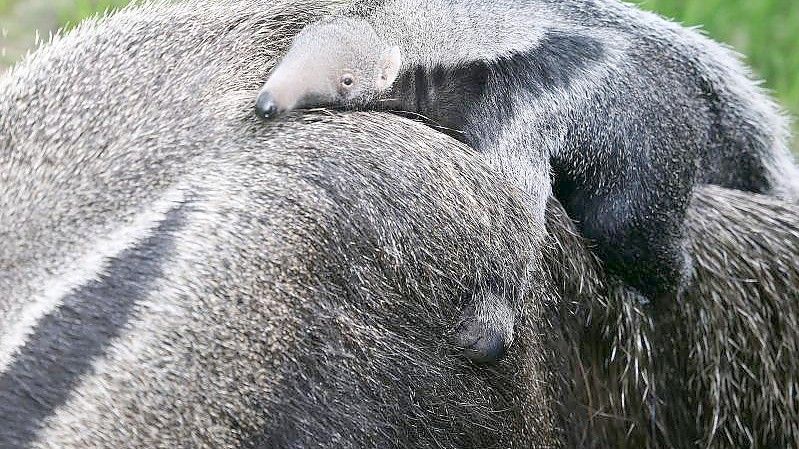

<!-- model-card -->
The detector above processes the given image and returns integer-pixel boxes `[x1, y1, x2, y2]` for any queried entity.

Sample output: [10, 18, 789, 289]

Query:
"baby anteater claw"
[450, 287, 515, 364]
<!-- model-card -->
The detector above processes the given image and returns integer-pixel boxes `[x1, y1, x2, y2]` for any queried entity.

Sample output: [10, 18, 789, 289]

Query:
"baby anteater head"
[256, 17, 402, 119]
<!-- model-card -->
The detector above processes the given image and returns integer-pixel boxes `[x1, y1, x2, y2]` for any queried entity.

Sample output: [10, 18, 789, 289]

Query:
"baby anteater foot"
[450, 287, 515, 364]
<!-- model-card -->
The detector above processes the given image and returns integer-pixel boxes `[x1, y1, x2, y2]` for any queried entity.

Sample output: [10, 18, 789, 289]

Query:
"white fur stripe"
[0, 187, 186, 375]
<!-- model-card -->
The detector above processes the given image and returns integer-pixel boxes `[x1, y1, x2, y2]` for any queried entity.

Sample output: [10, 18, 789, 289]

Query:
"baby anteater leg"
[573, 186, 692, 303]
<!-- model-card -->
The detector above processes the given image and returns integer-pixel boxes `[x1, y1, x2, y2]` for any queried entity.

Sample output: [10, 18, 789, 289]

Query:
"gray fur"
[258, 0, 799, 308]
[1, 0, 798, 447]
[557, 186, 799, 448]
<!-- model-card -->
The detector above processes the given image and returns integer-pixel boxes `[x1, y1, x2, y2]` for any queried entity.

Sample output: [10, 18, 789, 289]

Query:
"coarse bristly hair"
[0, 0, 797, 448]
[552, 186, 799, 448]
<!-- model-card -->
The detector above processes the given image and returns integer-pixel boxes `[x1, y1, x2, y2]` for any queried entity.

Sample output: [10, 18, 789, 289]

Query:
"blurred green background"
[0, 0, 797, 147]
[644, 0, 799, 144]
[0, 0, 129, 68]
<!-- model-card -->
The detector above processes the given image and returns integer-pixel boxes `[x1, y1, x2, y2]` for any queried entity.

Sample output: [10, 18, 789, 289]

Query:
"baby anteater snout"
[255, 91, 279, 120]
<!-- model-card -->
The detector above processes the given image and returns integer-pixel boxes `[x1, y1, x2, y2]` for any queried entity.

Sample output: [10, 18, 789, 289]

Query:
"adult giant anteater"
[0, 0, 797, 448]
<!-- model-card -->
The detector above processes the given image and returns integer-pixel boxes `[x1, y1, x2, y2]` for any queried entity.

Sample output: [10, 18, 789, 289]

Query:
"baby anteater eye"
[340, 74, 355, 87]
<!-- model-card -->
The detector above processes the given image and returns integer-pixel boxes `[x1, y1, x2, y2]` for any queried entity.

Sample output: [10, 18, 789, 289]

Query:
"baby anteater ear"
[377, 45, 402, 90]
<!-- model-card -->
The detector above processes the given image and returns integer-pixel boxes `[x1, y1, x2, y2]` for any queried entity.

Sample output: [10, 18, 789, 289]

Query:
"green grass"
[637, 0, 799, 143]
[57, 0, 131, 30]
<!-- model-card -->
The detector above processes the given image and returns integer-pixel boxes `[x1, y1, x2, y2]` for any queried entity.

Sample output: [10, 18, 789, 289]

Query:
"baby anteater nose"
[255, 91, 279, 119]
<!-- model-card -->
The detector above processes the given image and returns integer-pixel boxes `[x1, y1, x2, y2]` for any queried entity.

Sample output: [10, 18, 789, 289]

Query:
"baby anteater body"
[256, 0, 799, 362]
